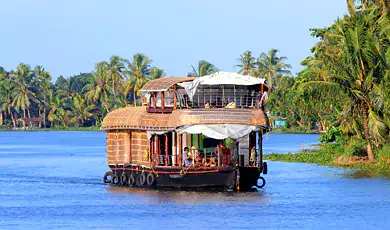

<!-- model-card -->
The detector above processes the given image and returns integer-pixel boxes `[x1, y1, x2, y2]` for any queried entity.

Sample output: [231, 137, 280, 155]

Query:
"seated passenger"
[205, 159, 211, 167]
[205, 101, 211, 108]
[210, 157, 216, 167]
[182, 147, 189, 164]
[250, 146, 256, 166]
[225, 100, 236, 108]
[184, 152, 193, 167]
[195, 152, 205, 166]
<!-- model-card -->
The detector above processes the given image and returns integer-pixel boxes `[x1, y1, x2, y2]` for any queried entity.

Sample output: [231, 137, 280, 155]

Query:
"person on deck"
[183, 147, 189, 165]
[225, 100, 236, 109]
[184, 151, 193, 167]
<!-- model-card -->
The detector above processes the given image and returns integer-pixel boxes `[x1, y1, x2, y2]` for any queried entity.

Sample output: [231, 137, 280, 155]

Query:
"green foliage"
[188, 60, 218, 77]
[319, 126, 342, 143]
[264, 140, 390, 171]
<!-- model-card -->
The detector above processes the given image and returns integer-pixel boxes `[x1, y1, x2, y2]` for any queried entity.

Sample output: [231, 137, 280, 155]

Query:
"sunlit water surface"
[0, 132, 389, 229]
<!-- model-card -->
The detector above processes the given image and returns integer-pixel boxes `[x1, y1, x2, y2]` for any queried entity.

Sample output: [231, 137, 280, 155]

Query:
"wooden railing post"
[161, 91, 165, 109]
[258, 132, 263, 169]
[165, 133, 168, 166]
[156, 135, 160, 165]
[153, 92, 157, 109]
[173, 85, 177, 109]
[179, 133, 182, 166]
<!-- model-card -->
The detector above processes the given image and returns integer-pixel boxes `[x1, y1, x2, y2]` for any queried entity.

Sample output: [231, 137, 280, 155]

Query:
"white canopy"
[177, 124, 258, 140]
[178, 71, 266, 100]
[198, 71, 266, 85]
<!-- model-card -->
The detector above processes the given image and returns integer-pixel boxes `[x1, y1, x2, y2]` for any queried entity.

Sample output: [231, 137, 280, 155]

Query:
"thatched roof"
[141, 77, 195, 92]
[101, 107, 269, 131]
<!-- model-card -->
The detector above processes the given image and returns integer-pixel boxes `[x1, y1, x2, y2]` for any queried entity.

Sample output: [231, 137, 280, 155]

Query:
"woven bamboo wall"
[106, 130, 131, 165]
[130, 130, 150, 166]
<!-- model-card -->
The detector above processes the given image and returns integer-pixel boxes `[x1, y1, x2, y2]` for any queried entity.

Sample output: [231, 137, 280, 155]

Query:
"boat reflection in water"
[105, 186, 270, 205]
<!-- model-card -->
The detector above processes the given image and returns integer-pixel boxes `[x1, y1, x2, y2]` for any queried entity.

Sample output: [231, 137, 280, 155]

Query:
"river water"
[0, 132, 389, 229]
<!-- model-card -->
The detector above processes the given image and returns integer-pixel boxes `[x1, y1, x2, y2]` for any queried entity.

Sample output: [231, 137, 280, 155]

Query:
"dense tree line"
[268, 0, 390, 161]
[0, 54, 165, 129]
[0, 49, 288, 130]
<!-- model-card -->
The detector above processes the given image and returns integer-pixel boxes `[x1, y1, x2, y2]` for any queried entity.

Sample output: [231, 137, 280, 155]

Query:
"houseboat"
[101, 72, 270, 191]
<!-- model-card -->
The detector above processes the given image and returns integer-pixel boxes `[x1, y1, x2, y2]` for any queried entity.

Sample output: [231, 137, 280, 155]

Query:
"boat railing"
[237, 147, 262, 167]
[158, 155, 174, 166]
[148, 88, 266, 110]
[178, 88, 264, 109]
[155, 146, 262, 167]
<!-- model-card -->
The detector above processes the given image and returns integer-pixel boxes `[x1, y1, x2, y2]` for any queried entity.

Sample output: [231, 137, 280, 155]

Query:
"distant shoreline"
[0, 127, 100, 132]
[264, 148, 390, 171]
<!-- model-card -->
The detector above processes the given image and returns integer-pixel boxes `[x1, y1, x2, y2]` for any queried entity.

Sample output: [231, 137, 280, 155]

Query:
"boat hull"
[106, 165, 262, 191]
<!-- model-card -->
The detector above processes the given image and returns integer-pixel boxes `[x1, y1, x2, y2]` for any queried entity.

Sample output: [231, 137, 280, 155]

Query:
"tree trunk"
[23, 109, 26, 129]
[361, 102, 375, 161]
[43, 95, 47, 128]
[133, 91, 137, 107]
[27, 108, 32, 128]
[112, 80, 116, 99]
[8, 106, 16, 129]
[0, 112, 3, 126]
[38, 105, 42, 128]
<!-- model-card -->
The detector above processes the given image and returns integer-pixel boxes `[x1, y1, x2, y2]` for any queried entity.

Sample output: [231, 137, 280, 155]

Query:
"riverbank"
[264, 142, 390, 171]
[0, 126, 100, 131]
[269, 127, 320, 134]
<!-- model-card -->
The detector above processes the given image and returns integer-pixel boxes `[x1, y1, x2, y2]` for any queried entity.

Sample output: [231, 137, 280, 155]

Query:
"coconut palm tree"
[105, 56, 126, 99]
[301, 0, 390, 161]
[256, 49, 292, 88]
[83, 63, 112, 112]
[188, 60, 218, 77]
[149, 67, 165, 80]
[0, 78, 17, 128]
[33, 65, 52, 128]
[234, 51, 256, 75]
[123, 53, 152, 106]
[69, 93, 97, 127]
[49, 107, 71, 127]
[10, 64, 37, 128]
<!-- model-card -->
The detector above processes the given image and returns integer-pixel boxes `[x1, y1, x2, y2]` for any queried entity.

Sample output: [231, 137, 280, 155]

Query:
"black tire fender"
[128, 174, 136, 187]
[120, 173, 127, 186]
[257, 176, 266, 188]
[262, 162, 268, 175]
[146, 172, 156, 187]
[103, 171, 113, 184]
[112, 174, 120, 185]
[139, 172, 147, 185]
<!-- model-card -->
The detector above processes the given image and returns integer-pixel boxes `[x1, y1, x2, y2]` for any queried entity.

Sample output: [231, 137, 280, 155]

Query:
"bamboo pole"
[173, 85, 177, 109]
[161, 91, 165, 109]
[153, 92, 157, 109]
[179, 134, 183, 166]
[165, 134, 168, 166]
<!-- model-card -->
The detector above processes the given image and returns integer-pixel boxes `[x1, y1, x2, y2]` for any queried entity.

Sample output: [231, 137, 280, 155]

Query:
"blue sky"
[0, 0, 347, 80]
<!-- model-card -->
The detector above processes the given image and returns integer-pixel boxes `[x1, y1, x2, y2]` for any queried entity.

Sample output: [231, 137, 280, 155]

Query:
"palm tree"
[49, 107, 71, 127]
[0, 78, 17, 128]
[83, 63, 112, 112]
[11, 64, 37, 128]
[301, 1, 389, 161]
[149, 67, 165, 80]
[34, 65, 52, 128]
[69, 93, 97, 127]
[123, 53, 152, 106]
[105, 56, 126, 99]
[188, 60, 218, 77]
[234, 51, 256, 75]
[256, 49, 292, 88]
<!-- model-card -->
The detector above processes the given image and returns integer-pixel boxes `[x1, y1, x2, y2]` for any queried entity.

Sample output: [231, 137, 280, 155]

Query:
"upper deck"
[101, 72, 270, 131]
[140, 72, 269, 112]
